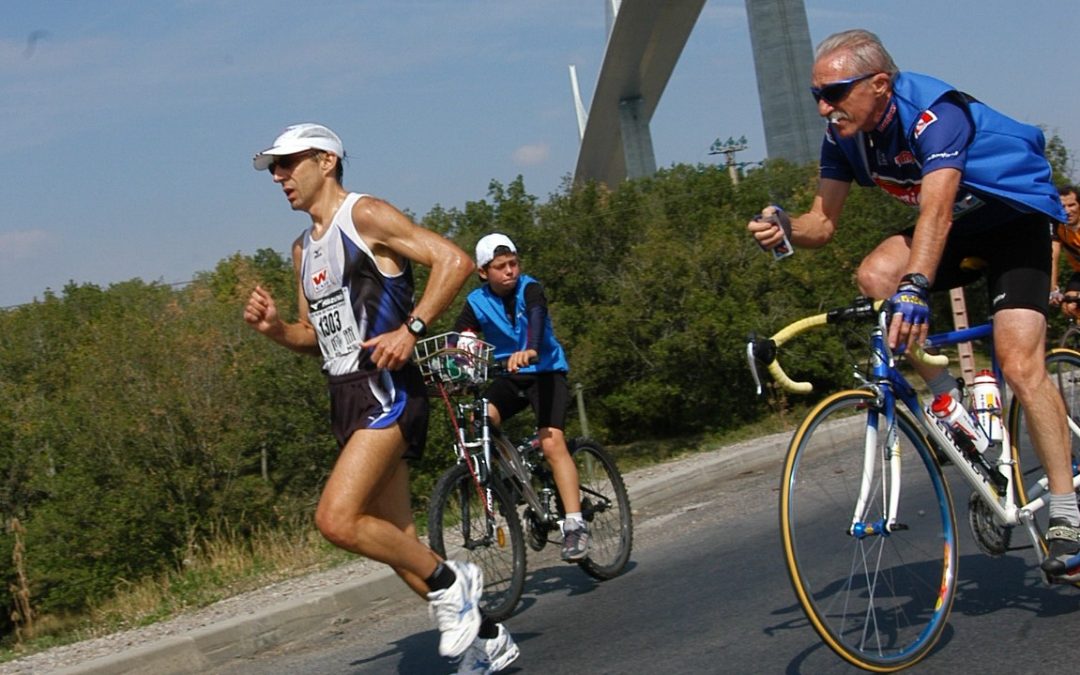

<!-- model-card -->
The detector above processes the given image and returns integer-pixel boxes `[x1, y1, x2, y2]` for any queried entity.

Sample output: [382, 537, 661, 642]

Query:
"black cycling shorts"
[327, 364, 429, 460]
[485, 371, 570, 431]
[906, 211, 1052, 316]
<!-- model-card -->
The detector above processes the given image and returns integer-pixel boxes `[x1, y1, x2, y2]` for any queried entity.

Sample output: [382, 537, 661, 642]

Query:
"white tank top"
[300, 193, 416, 376]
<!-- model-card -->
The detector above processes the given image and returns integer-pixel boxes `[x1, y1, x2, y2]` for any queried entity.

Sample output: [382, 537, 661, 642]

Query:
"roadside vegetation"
[1, 139, 1073, 659]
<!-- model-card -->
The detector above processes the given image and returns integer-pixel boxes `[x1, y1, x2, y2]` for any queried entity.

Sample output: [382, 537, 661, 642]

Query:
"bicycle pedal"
[1048, 567, 1080, 584]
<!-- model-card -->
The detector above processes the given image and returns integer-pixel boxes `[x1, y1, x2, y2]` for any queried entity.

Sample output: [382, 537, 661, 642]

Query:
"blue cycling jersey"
[820, 71, 1066, 228]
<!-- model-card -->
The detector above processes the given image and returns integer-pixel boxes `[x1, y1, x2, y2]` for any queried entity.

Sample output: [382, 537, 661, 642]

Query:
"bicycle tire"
[569, 439, 633, 580]
[1059, 323, 1080, 351]
[428, 462, 526, 621]
[1007, 348, 1080, 564]
[780, 389, 958, 672]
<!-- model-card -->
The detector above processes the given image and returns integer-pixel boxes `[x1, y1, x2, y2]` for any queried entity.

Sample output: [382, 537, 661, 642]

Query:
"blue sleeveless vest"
[833, 72, 1066, 222]
[466, 274, 569, 373]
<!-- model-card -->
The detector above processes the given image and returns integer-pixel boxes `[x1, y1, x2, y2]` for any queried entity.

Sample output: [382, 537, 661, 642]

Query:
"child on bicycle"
[452, 233, 590, 561]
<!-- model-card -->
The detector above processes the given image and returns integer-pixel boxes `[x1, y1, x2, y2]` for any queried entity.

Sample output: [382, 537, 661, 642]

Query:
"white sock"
[1049, 492, 1080, 526]
[927, 370, 960, 402]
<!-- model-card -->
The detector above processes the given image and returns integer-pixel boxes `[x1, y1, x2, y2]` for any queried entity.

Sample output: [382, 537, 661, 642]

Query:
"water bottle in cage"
[931, 392, 989, 456]
[970, 369, 1004, 443]
[451, 330, 478, 377]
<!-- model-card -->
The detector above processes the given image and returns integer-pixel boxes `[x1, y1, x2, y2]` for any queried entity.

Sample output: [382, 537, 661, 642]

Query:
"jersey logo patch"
[311, 268, 330, 294]
[875, 102, 897, 133]
[913, 110, 938, 139]
[894, 150, 916, 165]
[873, 176, 921, 206]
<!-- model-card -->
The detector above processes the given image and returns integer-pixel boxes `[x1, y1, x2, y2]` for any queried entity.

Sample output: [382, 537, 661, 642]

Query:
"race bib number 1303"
[309, 289, 361, 359]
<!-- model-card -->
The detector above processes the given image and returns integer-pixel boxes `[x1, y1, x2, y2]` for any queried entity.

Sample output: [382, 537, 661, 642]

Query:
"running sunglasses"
[810, 73, 877, 105]
[267, 150, 319, 173]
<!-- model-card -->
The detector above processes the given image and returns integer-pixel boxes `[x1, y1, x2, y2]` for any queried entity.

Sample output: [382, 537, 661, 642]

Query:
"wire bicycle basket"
[413, 331, 494, 393]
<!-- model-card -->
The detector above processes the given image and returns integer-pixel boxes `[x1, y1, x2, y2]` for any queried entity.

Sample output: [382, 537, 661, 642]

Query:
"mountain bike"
[413, 332, 633, 621]
[746, 296, 1080, 672]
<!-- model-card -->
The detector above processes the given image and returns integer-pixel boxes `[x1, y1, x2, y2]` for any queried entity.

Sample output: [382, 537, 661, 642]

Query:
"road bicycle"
[1056, 298, 1080, 350]
[1060, 320, 1080, 350]
[746, 296, 1080, 672]
[413, 332, 633, 621]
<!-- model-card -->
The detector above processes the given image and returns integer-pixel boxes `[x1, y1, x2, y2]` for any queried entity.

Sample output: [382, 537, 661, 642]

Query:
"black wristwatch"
[405, 315, 427, 337]
[899, 272, 931, 291]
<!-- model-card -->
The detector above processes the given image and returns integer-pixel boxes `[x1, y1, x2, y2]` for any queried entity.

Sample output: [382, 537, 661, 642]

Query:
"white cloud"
[0, 229, 50, 262]
[512, 143, 550, 166]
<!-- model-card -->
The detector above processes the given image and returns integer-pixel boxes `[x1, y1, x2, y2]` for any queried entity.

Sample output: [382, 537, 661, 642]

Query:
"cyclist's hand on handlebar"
[506, 349, 539, 372]
[1063, 292, 1080, 319]
[888, 281, 930, 351]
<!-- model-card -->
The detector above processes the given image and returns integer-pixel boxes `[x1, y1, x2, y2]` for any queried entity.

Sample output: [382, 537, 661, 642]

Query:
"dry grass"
[1, 521, 352, 661]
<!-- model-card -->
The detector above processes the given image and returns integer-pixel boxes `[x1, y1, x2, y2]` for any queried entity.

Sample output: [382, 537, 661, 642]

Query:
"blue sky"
[2, 1, 1078, 308]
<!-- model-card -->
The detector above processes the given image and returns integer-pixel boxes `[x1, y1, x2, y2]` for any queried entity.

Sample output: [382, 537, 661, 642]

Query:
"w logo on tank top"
[311, 268, 330, 294]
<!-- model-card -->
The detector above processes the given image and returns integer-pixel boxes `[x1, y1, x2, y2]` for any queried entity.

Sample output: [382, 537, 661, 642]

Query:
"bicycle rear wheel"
[428, 462, 526, 621]
[1007, 348, 1080, 558]
[570, 439, 633, 580]
[780, 389, 957, 672]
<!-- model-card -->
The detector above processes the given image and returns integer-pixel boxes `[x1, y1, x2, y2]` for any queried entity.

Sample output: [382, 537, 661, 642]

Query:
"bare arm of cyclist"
[888, 167, 961, 350]
[747, 178, 851, 250]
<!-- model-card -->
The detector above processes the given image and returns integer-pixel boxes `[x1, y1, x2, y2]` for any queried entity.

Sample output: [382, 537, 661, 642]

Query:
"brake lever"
[746, 332, 776, 396]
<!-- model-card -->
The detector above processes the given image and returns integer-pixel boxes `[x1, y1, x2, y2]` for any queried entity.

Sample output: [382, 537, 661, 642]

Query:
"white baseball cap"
[475, 233, 517, 268]
[253, 123, 344, 171]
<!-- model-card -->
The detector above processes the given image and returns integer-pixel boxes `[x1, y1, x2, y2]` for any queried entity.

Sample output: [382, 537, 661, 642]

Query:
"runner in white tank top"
[243, 123, 519, 671]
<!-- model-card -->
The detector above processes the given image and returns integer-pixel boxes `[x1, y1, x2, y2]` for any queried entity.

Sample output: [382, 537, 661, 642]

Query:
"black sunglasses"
[268, 150, 318, 173]
[810, 73, 877, 105]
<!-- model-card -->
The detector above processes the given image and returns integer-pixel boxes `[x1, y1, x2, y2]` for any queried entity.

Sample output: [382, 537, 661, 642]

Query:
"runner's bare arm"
[353, 196, 474, 369]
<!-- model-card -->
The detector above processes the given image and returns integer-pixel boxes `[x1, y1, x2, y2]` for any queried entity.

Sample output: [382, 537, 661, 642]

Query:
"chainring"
[967, 491, 1011, 556]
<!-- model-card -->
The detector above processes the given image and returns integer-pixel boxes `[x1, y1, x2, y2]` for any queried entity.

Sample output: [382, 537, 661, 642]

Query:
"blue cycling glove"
[890, 278, 930, 328]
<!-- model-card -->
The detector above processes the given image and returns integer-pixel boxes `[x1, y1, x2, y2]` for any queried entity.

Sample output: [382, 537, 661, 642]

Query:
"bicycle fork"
[849, 401, 907, 539]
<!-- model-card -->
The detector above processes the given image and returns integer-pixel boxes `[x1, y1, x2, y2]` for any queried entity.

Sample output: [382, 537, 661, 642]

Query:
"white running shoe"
[456, 624, 520, 674]
[427, 560, 483, 657]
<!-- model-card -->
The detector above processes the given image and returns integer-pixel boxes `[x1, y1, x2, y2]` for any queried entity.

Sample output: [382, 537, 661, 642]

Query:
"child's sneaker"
[560, 520, 590, 562]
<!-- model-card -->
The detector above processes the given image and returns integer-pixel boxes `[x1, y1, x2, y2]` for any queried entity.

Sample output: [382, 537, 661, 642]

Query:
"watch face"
[407, 317, 425, 335]
[904, 273, 929, 290]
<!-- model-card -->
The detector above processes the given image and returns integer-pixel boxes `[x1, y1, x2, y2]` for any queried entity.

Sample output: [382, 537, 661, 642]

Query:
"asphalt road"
[50, 423, 1080, 675]
[203, 460, 1080, 674]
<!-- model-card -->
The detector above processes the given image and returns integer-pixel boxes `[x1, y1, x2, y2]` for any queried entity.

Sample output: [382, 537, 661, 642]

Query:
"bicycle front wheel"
[570, 439, 633, 580]
[428, 462, 526, 621]
[780, 389, 957, 672]
[1059, 324, 1080, 351]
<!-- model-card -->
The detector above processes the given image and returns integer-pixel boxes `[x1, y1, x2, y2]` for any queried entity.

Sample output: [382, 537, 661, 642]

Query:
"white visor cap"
[253, 123, 344, 170]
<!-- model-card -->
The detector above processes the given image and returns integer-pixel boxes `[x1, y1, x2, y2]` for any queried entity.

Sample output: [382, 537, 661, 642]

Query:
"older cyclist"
[747, 30, 1078, 575]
